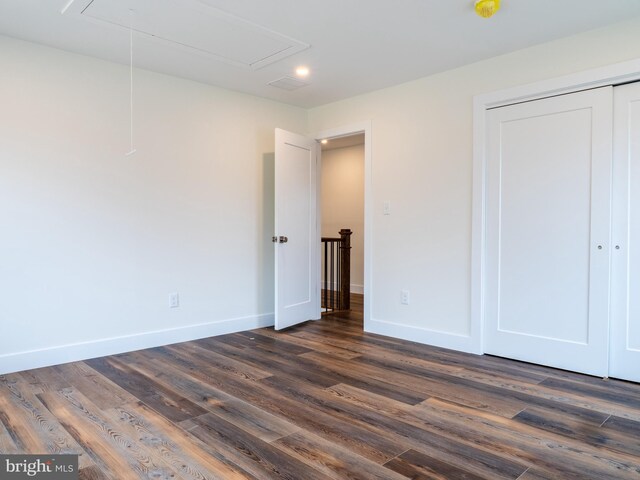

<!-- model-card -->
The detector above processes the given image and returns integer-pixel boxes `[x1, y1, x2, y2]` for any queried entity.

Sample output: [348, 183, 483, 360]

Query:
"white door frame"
[472, 58, 640, 355]
[313, 121, 372, 327]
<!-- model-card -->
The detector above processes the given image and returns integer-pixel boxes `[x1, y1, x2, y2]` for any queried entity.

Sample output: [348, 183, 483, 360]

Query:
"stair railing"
[321, 229, 352, 313]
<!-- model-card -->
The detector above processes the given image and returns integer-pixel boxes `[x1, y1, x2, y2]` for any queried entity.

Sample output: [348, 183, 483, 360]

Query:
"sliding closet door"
[611, 82, 640, 382]
[485, 87, 613, 377]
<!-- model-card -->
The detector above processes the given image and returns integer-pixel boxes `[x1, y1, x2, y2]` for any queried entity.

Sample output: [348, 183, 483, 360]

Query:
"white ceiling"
[2, 0, 640, 108]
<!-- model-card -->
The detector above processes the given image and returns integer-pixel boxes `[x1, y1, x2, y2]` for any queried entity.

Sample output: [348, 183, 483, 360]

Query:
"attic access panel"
[268, 76, 309, 91]
[62, 0, 309, 70]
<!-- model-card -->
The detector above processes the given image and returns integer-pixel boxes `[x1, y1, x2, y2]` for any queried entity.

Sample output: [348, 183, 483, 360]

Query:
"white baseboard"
[365, 317, 482, 354]
[0, 313, 274, 375]
[321, 281, 364, 295]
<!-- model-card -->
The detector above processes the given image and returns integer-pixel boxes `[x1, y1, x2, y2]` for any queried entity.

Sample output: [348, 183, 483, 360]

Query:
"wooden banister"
[321, 228, 352, 313]
[339, 229, 352, 311]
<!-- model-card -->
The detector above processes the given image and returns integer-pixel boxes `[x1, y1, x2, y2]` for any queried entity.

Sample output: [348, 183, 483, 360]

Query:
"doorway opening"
[272, 123, 370, 332]
[319, 133, 365, 329]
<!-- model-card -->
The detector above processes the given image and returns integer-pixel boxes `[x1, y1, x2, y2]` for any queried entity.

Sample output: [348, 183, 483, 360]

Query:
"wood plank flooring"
[1, 294, 639, 479]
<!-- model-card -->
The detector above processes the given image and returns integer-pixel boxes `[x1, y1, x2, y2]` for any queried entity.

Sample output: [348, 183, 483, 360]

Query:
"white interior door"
[274, 128, 319, 330]
[611, 82, 640, 382]
[484, 87, 613, 377]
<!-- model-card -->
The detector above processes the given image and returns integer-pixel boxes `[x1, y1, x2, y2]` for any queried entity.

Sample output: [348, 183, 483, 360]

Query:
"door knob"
[279, 236, 288, 243]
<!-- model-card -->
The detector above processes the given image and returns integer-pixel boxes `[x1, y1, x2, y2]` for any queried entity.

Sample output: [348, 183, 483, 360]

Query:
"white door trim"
[313, 121, 372, 328]
[472, 58, 640, 356]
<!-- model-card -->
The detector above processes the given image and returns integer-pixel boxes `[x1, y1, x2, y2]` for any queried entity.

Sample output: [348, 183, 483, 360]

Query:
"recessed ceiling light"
[321, 139, 328, 144]
[296, 66, 310, 77]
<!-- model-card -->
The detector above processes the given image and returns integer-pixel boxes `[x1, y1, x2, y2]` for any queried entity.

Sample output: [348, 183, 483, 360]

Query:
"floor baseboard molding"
[321, 282, 364, 294]
[0, 313, 274, 375]
[365, 317, 481, 354]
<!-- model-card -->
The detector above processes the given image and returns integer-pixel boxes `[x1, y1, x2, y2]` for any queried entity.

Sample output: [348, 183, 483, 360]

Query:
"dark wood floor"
[1, 294, 640, 479]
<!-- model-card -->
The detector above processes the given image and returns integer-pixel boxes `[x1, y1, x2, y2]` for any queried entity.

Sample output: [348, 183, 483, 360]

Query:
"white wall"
[5, 17, 640, 373]
[308, 17, 640, 352]
[0, 35, 307, 374]
[321, 144, 365, 292]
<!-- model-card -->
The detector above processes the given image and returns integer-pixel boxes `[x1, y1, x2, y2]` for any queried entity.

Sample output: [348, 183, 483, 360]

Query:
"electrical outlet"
[169, 292, 179, 308]
[401, 290, 410, 305]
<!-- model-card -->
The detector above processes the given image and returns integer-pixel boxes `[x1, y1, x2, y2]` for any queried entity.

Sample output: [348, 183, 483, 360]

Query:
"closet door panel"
[611, 82, 640, 382]
[485, 87, 613, 377]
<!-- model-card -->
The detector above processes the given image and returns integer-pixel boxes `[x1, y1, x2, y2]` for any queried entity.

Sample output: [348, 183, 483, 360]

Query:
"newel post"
[339, 229, 352, 310]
